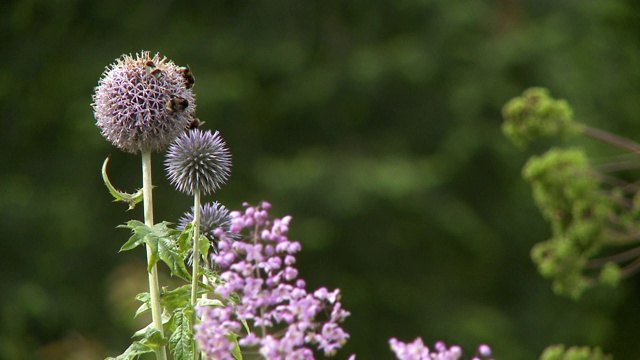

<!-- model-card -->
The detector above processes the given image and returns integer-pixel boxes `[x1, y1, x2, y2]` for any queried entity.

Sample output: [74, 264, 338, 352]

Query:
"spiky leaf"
[169, 307, 194, 360]
[102, 156, 144, 210]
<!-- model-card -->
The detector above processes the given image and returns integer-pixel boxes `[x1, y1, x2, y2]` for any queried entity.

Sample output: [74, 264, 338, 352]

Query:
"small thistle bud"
[165, 129, 231, 195]
[179, 202, 232, 245]
[179, 202, 234, 262]
[92, 51, 196, 153]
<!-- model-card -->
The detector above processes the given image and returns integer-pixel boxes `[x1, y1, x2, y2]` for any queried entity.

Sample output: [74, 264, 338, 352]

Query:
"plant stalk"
[191, 190, 201, 306]
[190, 190, 201, 360]
[582, 125, 640, 153]
[142, 151, 168, 360]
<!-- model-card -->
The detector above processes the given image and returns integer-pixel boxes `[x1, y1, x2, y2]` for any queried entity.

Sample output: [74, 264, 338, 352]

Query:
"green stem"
[190, 190, 201, 360]
[141, 151, 168, 360]
[190, 190, 201, 305]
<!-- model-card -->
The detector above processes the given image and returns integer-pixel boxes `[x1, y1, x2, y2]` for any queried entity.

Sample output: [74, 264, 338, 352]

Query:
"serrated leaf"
[135, 291, 151, 303]
[160, 285, 191, 312]
[144, 326, 167, 348]
[201, 268, 220, 293]
[105, 341, 154, 360]
[196, 298, 224, 307]
[177, 223, 194, 253]
[169, 307, 194, 360]
[132, 322, 152, 338]
[147, 245, 160, 273]
[158, 234, 191, 281]
[133, 292, 151, 318]
[102, 156, 144, 211]
[133, 222, 190, 279]
[118, 220, 149, 252]
[199, 234, 210, 262]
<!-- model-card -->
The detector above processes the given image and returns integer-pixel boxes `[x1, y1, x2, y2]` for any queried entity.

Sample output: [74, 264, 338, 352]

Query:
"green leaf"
[144, 326, 167, 348]
[200, 266, 219, 287]
[160, 284, 214, 315]
[239, 317, 251, 335]
[177, 222, 194, 253]
[197, 298, 224, 307]
[118, 220, 149, 252]
[121, 221, 190, 279]
[102, 156, 144, 211]
[132, 323, 151, 339]
[226, 332, 243, 360]
[539, 344, 612, 360]
[169, 307, 194, 360]
[105, 341, 154, 360]
[157, 231, 191, 281]
[134, 292, 150, 318]
[199, 234, 210, 262]
[160, 285, 191, 313]
[131, 323, 167, 347]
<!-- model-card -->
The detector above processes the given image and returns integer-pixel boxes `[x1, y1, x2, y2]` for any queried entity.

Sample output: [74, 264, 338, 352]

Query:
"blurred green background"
[2, 0, 640, 359]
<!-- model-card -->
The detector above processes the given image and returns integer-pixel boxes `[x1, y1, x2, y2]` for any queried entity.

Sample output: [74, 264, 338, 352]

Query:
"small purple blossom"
[194, 202, 351, 359]
[389, 338, 493, 360]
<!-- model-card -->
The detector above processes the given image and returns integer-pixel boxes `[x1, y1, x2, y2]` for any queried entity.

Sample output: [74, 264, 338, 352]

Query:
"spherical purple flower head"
[165, 129, 231, 196]
[179, 201, 234, 264]
[194, 201, 351, 360]
[92, 51, 196, 153]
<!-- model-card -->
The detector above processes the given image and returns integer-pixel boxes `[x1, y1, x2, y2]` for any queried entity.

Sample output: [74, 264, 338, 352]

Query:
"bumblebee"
[179, 65, 195, 89]
[167, 97, 189, 112]
[145, 61, 162, 79]
[145, 61, 156, 75]
[187, 117, 205, 130]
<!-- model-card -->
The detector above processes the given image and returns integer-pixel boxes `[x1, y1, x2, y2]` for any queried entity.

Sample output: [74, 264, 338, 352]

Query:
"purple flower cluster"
[194, 201, 350, 360]
[389, 338, 493, 360]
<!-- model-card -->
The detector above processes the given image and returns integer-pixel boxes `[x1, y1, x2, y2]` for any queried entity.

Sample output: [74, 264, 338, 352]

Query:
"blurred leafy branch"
[503, 87, 640, 299]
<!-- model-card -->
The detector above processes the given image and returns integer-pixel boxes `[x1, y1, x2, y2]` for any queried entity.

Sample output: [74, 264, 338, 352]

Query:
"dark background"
[2, 1, 640, 359]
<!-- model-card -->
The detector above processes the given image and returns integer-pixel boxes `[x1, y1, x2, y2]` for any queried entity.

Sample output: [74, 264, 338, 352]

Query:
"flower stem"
[582, 125, 640, 153]
[142, 151, 168, 360]
[191, 190, 201, 305]
[191, 190, 201, 360]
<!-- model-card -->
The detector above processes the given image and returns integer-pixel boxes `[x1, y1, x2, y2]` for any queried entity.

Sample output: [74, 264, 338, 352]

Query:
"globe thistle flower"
[165, 129, 232, 196]
[179, 201, 234, 264]
[92, 51, 196, 153]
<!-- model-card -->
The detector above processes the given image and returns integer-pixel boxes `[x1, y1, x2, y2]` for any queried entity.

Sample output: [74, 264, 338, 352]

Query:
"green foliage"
[105, 341, 154, 360]
[168, 307, 194, 360]
[107, 326, 167, 360]
[523, 147, 606, 238]
[102, 156, 144, 210]
[524, 148, 613, 297]
[109, 222, 220, 360]
[119, 221, 191, 281]
[502, 88, 580, 148]
[599, 262, 621, 287]
[539, 344, 612, 360]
